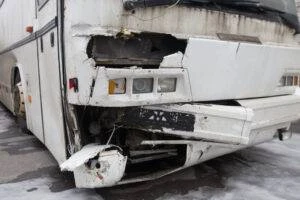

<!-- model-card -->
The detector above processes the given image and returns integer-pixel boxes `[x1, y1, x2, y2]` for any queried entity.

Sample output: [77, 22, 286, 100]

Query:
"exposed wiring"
[125, 0, 181, 21]
[106, 124, 124, 145]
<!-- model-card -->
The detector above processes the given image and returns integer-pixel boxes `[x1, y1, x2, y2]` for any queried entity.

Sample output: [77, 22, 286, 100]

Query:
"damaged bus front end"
[60, 0, 300, 188]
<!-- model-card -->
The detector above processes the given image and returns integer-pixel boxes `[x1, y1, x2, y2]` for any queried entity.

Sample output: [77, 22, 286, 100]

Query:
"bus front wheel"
[13, 74, 28, 133]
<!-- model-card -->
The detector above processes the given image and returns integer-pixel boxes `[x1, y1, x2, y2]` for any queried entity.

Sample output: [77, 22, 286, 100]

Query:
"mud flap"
[60, 144, 127, 188]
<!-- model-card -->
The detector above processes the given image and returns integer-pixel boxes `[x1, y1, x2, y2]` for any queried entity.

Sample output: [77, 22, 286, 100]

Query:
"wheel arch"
[10, 64, 26, 115]
[10, 65, 25, 90]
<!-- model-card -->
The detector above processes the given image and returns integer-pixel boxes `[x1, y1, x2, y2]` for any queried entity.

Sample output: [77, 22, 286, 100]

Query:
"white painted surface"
[0, 0, 300, 188]
[60, 144, 111, 171]
[143, 94, 300, 145]
[0, 0, 36, 49]
[63, 0, 300, 107]
[183, 38, 300, 101]
[0, 0, 66, 163]
[64, 0, 297, 44]
[61, 144, 127, 188]
[13, 45, 44, 142]
[38, 28, 66, 164]
[66, 38, 300, 106]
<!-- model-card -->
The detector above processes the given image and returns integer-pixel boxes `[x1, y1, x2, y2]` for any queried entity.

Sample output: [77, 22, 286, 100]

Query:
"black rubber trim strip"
[0, 17, 57, 55]
[38, 0, 50, 11]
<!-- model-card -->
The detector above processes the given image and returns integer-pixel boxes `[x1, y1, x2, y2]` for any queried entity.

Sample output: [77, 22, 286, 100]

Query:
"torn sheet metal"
[60, 144, 110, 171]
[118, 140, 240, 185]
[60, 144, 127, 188]
[122, 103, 251, 144]
[159, 52, 184, 68]
[122, 94, 300, 145]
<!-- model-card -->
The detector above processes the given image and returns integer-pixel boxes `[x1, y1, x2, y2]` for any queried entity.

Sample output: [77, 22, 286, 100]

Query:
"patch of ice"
[157, 135, 300, 200]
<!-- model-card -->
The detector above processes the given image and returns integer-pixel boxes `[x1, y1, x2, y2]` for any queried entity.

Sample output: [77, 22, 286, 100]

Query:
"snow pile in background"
[0, 178, 102, 200]
[158, 134, 300, 200]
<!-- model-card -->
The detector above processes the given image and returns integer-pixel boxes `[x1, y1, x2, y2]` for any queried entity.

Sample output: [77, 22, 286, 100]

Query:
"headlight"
[158, 78, 177, 93]
[108, 78, 126, 94]
[133, 78, 153, 94]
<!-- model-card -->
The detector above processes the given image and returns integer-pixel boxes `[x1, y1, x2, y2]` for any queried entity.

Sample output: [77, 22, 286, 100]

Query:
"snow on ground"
[158, 135, 300, 200]
[1, 103, 300, 200]
[1, 135, 300, 200]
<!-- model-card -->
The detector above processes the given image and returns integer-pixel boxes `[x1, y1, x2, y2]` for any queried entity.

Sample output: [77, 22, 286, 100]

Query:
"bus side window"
[37, 0, 49, 11]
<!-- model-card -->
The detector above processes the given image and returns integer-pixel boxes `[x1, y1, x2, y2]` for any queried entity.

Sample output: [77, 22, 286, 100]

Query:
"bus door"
[36, 0, 66, 163]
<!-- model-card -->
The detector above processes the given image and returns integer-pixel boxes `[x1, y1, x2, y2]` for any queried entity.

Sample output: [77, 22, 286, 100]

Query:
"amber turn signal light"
[108, 79, 126, 95]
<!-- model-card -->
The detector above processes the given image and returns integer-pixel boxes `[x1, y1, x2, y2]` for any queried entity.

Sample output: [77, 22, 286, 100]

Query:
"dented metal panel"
[63, 0, 300, 108]
[61, 94, 300, 188]
[121, 94, 300, 145]
[61, 144, 127, 188]
[183, 38, 300, 102]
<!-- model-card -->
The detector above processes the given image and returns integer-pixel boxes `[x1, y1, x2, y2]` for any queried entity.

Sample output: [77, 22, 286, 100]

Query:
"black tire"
[13, 73, 30, 134]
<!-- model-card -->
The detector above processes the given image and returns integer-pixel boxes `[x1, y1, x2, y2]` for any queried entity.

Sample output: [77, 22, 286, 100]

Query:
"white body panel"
[1, 0, 300, 188]
[63, 0, 300, 107]
[184, 38, 300, 101]
[64, 0, 296, 44]
[0, 1, 44, 141]
[66, 38, 300, 107]
[37, 28, 66, 164]
[0, 0, 66, 163]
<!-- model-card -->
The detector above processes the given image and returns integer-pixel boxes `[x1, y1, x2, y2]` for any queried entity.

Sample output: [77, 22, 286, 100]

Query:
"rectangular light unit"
[132, 78, 154, 94]
[158, 78, 177, 93]
[108, 78, 126, 94]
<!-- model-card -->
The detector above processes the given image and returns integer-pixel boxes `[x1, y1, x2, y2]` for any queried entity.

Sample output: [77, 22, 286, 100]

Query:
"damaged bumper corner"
[60, 144, 127, 188]
[62, 94, 300, 188]
[121, 94, 300, 145]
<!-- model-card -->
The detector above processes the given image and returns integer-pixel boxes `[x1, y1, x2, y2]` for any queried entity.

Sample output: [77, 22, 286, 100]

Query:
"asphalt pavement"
[0, 103, 300, 200]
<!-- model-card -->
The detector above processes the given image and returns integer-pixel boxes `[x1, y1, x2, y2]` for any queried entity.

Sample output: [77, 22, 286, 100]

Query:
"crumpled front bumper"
[61, 94, 300, 188]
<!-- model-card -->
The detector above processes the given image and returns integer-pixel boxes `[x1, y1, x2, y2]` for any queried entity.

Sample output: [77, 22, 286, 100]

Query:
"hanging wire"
[125, 0, 182, 21]
[106, 124, 124, 145]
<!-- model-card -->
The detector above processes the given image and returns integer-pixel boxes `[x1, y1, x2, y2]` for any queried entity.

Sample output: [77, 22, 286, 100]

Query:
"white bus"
[1, 0, 300, 188]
